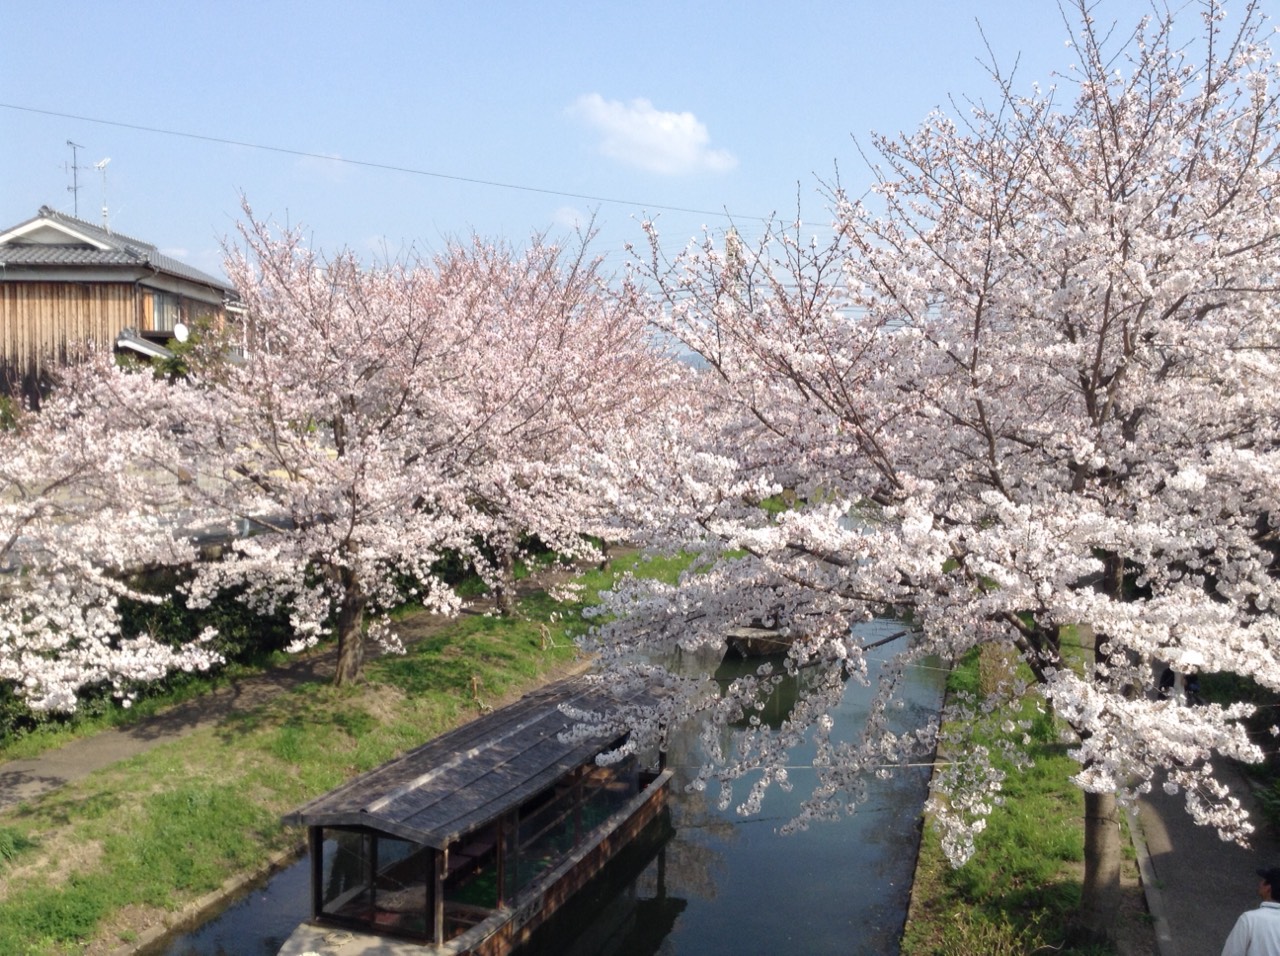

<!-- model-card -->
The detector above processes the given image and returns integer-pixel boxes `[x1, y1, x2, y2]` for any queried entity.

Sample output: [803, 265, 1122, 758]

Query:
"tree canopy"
[0, 373, 217, 712]
[1, 211, 675, 701]
[584, 0, 1280, 939]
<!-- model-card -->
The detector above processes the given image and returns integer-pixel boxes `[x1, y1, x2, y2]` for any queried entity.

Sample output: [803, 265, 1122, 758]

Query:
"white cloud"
[552, 205, 587, 229]
[568, 94, 737, 176]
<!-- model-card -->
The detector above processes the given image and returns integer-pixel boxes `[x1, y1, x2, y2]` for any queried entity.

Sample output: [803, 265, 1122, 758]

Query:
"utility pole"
[65, 141, 85, 217]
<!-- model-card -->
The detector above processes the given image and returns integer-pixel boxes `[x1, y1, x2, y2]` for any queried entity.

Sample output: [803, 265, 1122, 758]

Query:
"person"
[1223, 867, 1280, 955]
[1185, 670, 1203, 706]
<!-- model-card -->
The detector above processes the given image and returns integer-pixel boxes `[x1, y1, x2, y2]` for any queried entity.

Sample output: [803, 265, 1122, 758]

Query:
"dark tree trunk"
[332, 575, 367, 686]
[494, 546, 517, 617]
[1072, 553, 1126, 943]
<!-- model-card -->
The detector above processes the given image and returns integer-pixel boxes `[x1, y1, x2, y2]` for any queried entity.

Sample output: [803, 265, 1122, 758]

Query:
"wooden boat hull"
[277, 768, 673, 956]
[725, 626, 793, 657]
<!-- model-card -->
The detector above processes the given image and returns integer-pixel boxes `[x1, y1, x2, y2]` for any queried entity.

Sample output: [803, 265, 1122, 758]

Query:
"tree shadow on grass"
[8, 784, 124, 828]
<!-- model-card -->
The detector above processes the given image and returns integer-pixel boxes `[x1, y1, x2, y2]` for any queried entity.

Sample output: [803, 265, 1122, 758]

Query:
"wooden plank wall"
[0, 281, 137, 376]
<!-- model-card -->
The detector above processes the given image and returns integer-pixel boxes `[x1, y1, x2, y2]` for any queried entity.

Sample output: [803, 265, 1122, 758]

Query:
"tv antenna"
[94, 157, 111, 231]
[65, 141, 85, 217]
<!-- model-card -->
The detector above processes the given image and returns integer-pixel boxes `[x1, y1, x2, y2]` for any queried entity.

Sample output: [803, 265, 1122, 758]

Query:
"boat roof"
[284, 674, 652, 849]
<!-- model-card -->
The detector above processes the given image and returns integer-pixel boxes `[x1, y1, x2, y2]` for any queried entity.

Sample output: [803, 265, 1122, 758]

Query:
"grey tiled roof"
[285, 675, 657, 848]
[0, 206, 236, 295]
[1, 246, 149, 267]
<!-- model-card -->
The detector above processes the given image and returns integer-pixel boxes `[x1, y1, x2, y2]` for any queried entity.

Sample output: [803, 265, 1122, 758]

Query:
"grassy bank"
[0, 552, 686, 956]
[900, 648, 1149, 956]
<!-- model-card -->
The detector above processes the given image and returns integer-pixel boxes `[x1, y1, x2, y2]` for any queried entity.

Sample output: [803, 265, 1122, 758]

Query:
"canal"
[152, 627, 945, 955]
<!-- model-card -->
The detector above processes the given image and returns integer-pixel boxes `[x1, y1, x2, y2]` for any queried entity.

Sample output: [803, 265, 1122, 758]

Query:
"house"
[0, 206, 238, 397]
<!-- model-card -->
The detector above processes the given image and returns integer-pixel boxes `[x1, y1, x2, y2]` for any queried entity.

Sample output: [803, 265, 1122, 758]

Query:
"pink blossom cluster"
[4, 212, 680, 706]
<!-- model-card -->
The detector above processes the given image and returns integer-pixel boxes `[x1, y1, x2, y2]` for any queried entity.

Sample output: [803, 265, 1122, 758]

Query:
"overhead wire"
[0, 101, 776, 225]
[2, 101, 863, 286]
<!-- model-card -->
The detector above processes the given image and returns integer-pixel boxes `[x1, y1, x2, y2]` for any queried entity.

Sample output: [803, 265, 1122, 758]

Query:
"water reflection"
[516, 811, 684, 956]
[651, 646, 939, 955]
[155, 632, 943, 956]
[713, 654, 810, 730]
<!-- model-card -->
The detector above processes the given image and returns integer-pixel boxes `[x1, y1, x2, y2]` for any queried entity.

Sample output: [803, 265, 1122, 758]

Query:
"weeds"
[0, 824, 36, 866]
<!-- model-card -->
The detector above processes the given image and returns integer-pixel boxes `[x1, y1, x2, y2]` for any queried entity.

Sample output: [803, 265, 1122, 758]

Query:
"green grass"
[901, 649, 1113, 956]
[0, 824, 37, 866]
[0, 551, 681, 955]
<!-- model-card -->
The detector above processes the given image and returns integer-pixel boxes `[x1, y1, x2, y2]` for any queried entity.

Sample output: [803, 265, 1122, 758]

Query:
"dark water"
[155, 636, 944, 956]
[150, 850, 310, 956]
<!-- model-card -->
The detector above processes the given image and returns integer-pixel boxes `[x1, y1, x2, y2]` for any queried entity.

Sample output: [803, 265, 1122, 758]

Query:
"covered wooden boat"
[725, 625, 794, 658]
[277, 675, 670, 956]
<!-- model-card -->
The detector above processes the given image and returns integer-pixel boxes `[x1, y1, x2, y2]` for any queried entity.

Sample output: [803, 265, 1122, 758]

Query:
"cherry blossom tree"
[86, 211, 668, 687]
[588, 1, 1280, 941]
[431, 233, 679, 614]
[130, 213, 485, 686]
[0, 367, 219, 713]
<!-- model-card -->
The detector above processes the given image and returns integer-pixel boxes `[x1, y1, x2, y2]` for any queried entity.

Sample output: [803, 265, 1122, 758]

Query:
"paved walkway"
[0, 651, 337, 810]
[1132, 763, 1280, 956]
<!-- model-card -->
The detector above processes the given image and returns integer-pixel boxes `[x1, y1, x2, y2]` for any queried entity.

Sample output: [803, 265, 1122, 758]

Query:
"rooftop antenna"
[94, 157, 111, 231]
[65, 141, 85, 217]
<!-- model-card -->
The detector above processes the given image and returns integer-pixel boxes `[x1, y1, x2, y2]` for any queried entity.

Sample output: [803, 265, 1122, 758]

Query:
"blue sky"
[1, 1, 1203, 280]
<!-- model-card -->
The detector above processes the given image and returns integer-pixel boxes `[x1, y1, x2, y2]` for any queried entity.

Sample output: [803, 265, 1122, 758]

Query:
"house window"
[146, 292, 181, 332]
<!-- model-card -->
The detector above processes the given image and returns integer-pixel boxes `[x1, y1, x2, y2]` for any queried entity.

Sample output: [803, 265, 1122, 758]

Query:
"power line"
[1, 101, 771, 224]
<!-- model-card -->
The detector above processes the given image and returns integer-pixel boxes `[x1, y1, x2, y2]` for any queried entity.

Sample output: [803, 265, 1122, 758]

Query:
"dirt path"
[0, 651, 337, 810]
